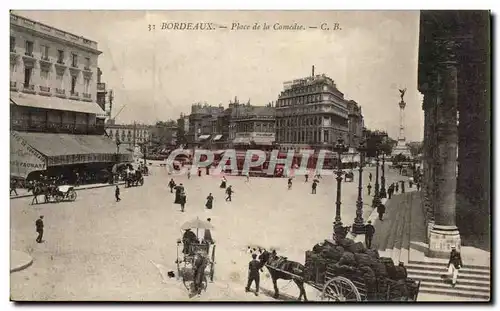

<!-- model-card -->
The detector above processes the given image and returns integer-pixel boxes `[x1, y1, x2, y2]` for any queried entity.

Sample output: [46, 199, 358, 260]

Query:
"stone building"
[347, 100, 365, 148]
[187, 102, 224, 146]
[9, 12, 130, 180]
[229, 98, 276, 149]
[418, 11, 490, 256]
[275, 68, 351, 151]
[105, 123, 153, 154]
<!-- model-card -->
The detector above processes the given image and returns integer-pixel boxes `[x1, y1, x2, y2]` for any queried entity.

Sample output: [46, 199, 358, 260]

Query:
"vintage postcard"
[9, 10, 491, 302]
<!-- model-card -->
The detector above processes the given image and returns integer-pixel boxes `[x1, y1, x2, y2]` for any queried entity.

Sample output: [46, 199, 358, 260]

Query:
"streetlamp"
[333, 138, 349, 232]
[114, 138, 121, 184]
[372, 150, 382, 208]
[352, 140, 368, 234]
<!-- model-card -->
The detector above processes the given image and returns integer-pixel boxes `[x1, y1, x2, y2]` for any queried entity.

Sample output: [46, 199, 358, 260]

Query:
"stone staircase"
[406, 260, 490, 301]
[372, 191, 490, 301]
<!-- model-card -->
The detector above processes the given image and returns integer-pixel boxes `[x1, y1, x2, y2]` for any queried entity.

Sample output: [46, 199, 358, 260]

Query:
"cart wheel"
[68, 190, 77, 201]
[321, 276, 361, 301]
[55, 194, 62, 203]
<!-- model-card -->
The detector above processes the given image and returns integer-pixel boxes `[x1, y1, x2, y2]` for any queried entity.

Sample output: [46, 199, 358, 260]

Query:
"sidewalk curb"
[9, 182, 126, 200]
[10, 251, 33, 273]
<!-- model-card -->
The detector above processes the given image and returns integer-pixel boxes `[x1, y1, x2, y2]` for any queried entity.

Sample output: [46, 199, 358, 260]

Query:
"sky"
[14, 10, 424, 141]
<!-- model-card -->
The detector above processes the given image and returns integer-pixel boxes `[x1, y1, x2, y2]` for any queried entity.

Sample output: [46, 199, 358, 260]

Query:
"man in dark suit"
[35, 216, 44, 243]
[447, 246, 463, 286]
[364, 220, 375, 248]
[245, 253, 262, 296]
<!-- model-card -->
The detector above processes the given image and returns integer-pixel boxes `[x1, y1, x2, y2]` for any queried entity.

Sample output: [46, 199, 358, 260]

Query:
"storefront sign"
[10, 131, 47, 178]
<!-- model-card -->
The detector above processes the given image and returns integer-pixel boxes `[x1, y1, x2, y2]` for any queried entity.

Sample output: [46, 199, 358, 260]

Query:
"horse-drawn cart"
[30, 184, 77, 204]
[261, 247, 420, 302]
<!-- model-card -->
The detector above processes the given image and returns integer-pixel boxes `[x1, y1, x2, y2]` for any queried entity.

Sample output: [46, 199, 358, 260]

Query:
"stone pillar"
[422, 93, 435, 242]
[427, 40, 461, 258]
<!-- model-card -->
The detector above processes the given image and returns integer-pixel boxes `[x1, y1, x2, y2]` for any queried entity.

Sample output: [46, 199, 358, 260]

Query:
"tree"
[365, 129, 396, 157]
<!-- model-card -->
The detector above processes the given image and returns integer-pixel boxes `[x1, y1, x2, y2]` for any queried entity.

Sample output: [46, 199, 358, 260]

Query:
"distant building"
[176, 114, 189, 147]
[229, 97, 276, 150]
[187, 102, 224, 147]
[9, 12, 130, 180]
[150, 121, 178, 149]
[275, 67, 351, 151]
[105, 123, 153, 154]
[347, 100, 365, 148]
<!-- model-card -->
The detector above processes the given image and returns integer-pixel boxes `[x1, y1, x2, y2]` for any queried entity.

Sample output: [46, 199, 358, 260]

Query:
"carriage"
[31, 184, 77, 204]
[175, 218, 216, 296]
[125, 170, 144, 187]
[344, 171, 355, 182]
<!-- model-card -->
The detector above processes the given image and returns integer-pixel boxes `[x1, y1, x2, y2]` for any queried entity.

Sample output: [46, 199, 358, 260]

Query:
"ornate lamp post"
[352, 140, 368, 234]
[372, 150, 382, 208]
[379, 133, 388, 199]
[114, 138, 121, 184]
[333, 138, 349, 230]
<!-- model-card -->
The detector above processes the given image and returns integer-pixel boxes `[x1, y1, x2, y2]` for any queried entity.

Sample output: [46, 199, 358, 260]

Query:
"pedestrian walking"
[401, 181, 405, 193]
[416, 182, 421, 191]
[225, 186, 234, 202]
[245, 171, 250, 182]
[198, 167, 202, 177]
[220, 176, 227, 189]
[364, 220, 375, 249]
[168, 178, 176, 193]
[203, 218, 214, 244]
[445, 246, 463, 287]
[206, 193, 213, 209]
[35, 215, 44, 243]
[115, 185, 121, 202]
[288, 177, 293, 190]
[245, 253, 262, 296]
[305, 173, 309, 182]
[180, 191, 187, 212]
[187, 170, 191, 179]
[395, 182, 399, 193]
[367, 183, 372, 196]
[205, 166, 210, 175]
[377, 203, 386, 221]
[311, 180, 318, 194]
[369, 172, 373, 182]
[388, 184, 394, 199]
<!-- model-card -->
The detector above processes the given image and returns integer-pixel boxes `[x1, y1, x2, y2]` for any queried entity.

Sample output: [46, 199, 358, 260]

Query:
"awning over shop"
[11, 131, 132, 168]
[10, 91, 105, 115]
[10, 131, 47, 178]
[213, 134, 223, 141]
[198, 135, 210, 141]
[251, 137, 274, 146]
[233, 137, 251, 144]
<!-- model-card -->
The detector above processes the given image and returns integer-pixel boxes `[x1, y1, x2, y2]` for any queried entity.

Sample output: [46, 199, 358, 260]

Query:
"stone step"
[398, 197, 411, 265]
[418, 284, 490, 301]
[408, 274, 490, 288]
[407, 269, 490, 282]
[407, 263, 490, 276]
[408, 260, 490, 271]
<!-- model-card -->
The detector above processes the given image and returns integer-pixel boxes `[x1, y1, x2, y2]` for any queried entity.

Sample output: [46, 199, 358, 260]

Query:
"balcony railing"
[10, 47, 16, 53]
[10, 81, 17, 90]
[39, 86, 51, 94]
[71, 62, 78, 68]
[11, 120, 106, 135]
[70, 91, 79, 99]
[24, 51, 34, 57]
[83, 93, 92, 99]
[40, 55, 52, 63]
[56, 59, 65, 65]
[22, 84, 35, 94]
[84, 66, 91, 71]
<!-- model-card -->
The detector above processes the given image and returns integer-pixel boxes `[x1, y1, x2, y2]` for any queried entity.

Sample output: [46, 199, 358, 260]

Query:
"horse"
[28, 183, 51, 205]
[259, 249, 308, 301]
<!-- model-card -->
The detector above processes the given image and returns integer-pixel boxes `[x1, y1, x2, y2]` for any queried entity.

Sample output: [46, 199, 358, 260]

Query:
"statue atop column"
[399, 88, 407, 102]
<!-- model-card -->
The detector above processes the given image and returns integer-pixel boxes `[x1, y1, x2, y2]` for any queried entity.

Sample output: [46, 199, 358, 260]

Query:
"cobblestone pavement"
[10, 165, 405, 301]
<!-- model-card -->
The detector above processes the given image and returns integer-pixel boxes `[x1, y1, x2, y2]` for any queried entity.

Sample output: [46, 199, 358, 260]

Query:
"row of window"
[282, 84, 329, 97]
[16, 64, 91, 94]
[107, 129, 150, 138]
[276, 129, 348, 145]
[10, 36, 91, 68]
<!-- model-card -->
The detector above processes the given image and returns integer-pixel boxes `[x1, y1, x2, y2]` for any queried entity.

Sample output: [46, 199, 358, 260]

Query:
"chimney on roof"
[312, 65, 315, 77]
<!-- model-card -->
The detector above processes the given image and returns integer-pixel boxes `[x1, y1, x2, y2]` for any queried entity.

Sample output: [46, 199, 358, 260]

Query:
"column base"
[351, 222, 366, 234]
[426, 220, 435, 243]
[427, 225, 461, 258]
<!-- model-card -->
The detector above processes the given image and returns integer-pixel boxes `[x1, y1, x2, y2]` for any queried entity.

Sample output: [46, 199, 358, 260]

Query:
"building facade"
[418, 11, 490, 256]
[229, 98, 276, 149]
[275, 70, 351, 151]
[347, 100, 365, 148]
[10, 13, 130, 180]
[150, 121, 178, 149]
[105, 123, 153, 153]
[187, 103, 224, 146]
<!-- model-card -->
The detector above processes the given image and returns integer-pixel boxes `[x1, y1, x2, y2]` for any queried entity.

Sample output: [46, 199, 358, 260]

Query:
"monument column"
[427, 39, 461, 258]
